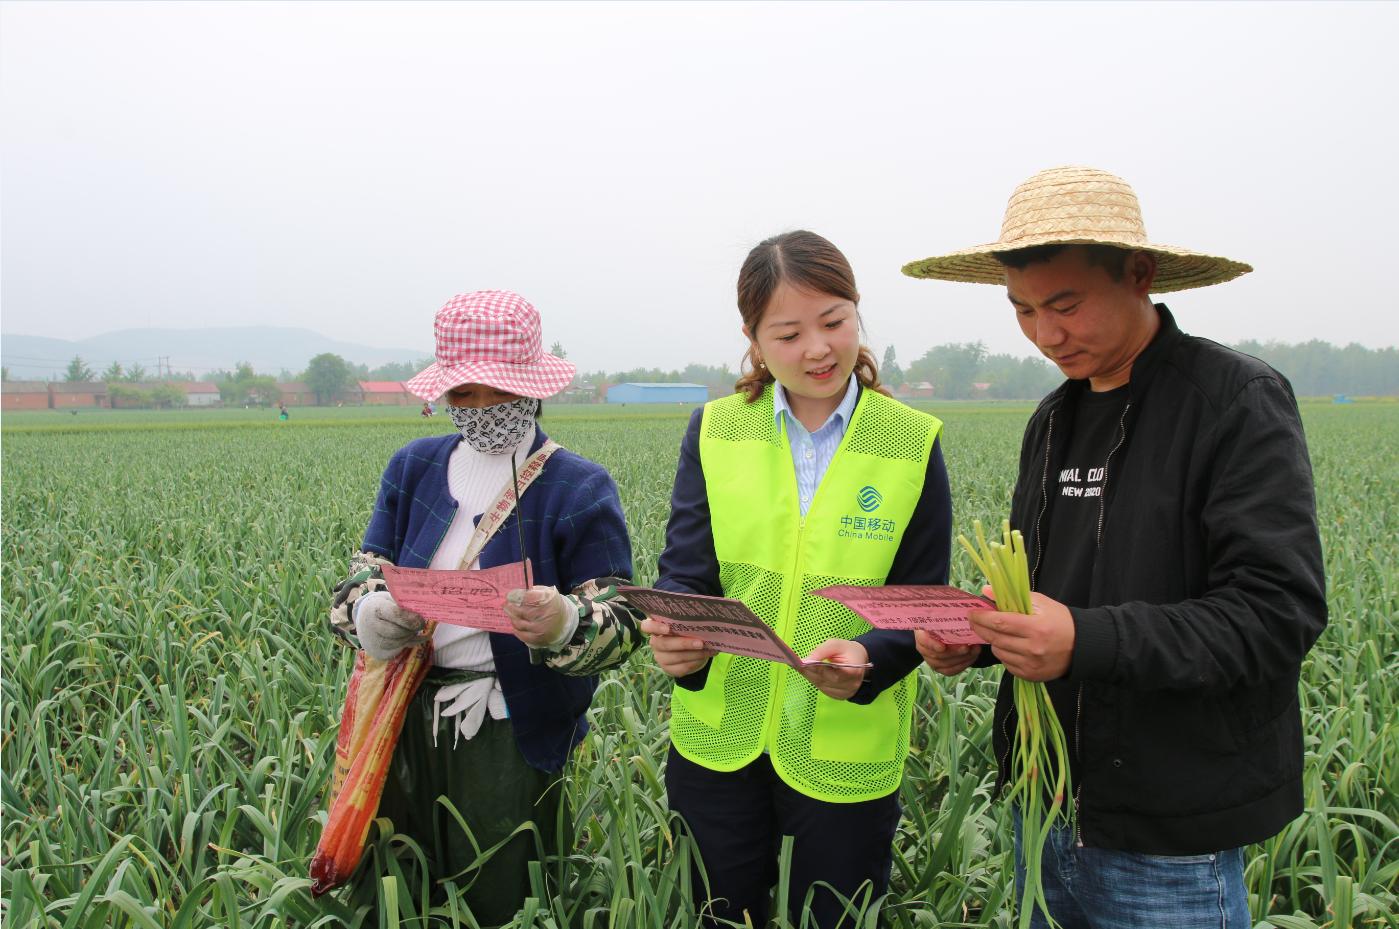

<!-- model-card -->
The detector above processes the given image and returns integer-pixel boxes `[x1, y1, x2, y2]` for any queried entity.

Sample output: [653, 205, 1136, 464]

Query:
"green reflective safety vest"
[671, 385, 943, 802]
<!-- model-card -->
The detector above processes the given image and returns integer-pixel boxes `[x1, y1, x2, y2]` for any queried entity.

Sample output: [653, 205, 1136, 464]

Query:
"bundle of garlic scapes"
[958, 520, 1071, 929]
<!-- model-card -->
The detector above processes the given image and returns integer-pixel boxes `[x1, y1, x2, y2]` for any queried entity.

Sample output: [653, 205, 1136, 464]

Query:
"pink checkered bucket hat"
[406, 290, 576, 401]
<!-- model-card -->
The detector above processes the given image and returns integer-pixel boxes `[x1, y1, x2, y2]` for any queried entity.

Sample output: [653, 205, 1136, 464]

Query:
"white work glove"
[431, 677, 502, 745]
[503, 585, 578, 649]
[354, 591, 428, 660]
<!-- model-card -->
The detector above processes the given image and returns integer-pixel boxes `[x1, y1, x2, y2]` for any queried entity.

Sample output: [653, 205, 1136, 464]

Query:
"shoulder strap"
[457, 439, 563, 569]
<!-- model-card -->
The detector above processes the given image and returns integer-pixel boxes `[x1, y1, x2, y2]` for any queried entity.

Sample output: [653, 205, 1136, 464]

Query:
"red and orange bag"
[309, 641, 434, 895]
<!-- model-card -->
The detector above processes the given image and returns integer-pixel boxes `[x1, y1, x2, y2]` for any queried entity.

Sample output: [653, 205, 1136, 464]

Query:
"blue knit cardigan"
[361, 427, 633, 772]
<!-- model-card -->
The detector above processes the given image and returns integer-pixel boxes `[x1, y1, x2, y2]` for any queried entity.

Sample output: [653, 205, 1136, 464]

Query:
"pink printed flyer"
[622, 587, 871, 670]
[380, 560, 532, 634]
[812, 584, 993, 646]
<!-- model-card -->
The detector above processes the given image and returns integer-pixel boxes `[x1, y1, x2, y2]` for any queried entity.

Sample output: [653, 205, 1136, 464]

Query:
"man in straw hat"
[903, 167, 1327, 926]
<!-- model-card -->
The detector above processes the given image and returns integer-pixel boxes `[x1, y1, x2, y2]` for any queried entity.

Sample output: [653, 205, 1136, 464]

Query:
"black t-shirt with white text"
[1036, 383, 1129, 793]
[1037, 384, 1131, 609]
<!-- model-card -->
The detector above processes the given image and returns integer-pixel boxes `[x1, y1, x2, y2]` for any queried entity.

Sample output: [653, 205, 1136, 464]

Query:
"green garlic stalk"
[958, 519, 1072, 929]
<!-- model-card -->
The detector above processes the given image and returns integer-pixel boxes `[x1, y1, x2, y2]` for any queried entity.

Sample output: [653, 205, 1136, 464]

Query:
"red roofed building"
[277, 382, 316, 406]
[896, 381, 935, 399]
[359, 381, 413, 406]
[1, 381, 52, 411]
[180, 381, 221, 407]
[50, 382, 111, 409]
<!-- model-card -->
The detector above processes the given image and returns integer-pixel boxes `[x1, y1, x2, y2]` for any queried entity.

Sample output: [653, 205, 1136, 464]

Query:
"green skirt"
[374, 669, 568, 925]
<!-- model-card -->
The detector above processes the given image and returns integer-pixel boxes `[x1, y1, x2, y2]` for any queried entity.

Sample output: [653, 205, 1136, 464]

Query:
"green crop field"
[2, 401, 1395, 928]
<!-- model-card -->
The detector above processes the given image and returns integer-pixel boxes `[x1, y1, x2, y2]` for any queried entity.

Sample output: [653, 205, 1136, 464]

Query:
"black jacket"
[996, 305, 1327, 854]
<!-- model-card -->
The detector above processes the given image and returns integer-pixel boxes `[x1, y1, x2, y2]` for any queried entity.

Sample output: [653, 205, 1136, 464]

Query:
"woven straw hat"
[901, 166, 1252, 293]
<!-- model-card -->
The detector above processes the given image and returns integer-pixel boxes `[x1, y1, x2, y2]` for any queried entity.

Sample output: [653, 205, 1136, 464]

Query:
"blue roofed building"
[606, 383, 709, 405]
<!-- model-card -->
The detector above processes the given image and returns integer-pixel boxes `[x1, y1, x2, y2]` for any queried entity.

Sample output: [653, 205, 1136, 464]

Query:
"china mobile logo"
[842, 486, 895, 540]
[857, 486, 883, 512]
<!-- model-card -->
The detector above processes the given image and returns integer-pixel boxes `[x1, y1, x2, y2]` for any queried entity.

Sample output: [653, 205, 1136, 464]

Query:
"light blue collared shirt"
[773, 373, 860, 517]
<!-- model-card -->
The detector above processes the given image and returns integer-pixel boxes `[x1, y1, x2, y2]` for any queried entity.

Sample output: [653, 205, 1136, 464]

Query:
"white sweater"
[425, 424, 537, 719]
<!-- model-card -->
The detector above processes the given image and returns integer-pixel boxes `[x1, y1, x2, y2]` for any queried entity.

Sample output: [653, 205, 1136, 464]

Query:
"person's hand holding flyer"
[812, 584, 993, 645]
[380, 560, 532, 634]
[624, 587, 872, 671]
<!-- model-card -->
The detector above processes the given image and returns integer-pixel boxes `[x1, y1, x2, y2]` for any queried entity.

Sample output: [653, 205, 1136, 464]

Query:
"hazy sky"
[3, 1, 1397, 375]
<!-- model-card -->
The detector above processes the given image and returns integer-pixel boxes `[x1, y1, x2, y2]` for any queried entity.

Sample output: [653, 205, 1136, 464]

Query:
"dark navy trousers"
[665, 745, 902, 928]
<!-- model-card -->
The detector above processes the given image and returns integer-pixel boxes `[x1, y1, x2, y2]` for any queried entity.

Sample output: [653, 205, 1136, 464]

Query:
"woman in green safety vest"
[640, 230, 954, 928]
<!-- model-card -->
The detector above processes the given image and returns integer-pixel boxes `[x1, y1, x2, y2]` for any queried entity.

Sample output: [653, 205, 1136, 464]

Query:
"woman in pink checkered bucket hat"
[319, 290, 648, 915]
[405, 290, 576, 455]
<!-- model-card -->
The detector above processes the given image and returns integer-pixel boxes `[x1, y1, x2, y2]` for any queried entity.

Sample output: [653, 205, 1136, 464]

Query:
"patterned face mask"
[448, 396, 538, 454]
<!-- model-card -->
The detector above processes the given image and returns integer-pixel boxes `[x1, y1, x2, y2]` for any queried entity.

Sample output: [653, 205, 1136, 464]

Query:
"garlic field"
[2, 402, 1395, 928]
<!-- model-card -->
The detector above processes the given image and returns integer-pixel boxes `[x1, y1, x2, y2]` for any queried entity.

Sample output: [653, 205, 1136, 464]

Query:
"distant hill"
[0, 327, 432, 379]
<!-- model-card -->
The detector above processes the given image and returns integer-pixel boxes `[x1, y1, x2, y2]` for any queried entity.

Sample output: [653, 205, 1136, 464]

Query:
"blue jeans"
[1013, 817, 1251, 929]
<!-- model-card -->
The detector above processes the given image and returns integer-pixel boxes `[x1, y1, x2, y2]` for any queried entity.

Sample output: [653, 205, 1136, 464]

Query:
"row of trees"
[18, 338, 1397, 404]
[14, 357, 203, 408]
[201, 354, 440, 405]
[17, 353, 375, 407]
[39, 353, 430, 407]
[109, 383, 190, 409]
[1231, 340, 1398, 397]
[579, 350, 1060, 401]
[206, 355, 366, 406]
[60, 357, 178, 384]
[585, 338, 1399, 400]
[39, 353, 430, 391]
[885, 343, 1064, 400]
[893, 340, 1399, 399]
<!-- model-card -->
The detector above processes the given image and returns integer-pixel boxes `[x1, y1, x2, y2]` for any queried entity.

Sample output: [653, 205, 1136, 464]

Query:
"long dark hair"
[733, 230, 885, 402]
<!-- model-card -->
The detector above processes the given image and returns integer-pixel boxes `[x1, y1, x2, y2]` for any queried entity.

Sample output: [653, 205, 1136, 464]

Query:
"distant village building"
[606, 383, 709, 404]
[277, 382, 316, 406]
[1, 381, 53, 411]
[898, 381, 935, 399]
[181, 382, 221, 407]
[110, 383, 160, 409]
[50, 382, 110, 409]
[559, 385, 598, 403]
[105, 381, 213, 409]
[358, 381, 414, 406]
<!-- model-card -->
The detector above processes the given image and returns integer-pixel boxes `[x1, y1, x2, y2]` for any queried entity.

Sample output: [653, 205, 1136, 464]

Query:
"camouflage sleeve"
[531, 577, 647, 675]
[327, 551, 395, 646]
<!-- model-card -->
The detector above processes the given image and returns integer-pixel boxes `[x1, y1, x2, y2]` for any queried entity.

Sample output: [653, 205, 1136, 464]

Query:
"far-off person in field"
[903, 167, 1327, 927]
